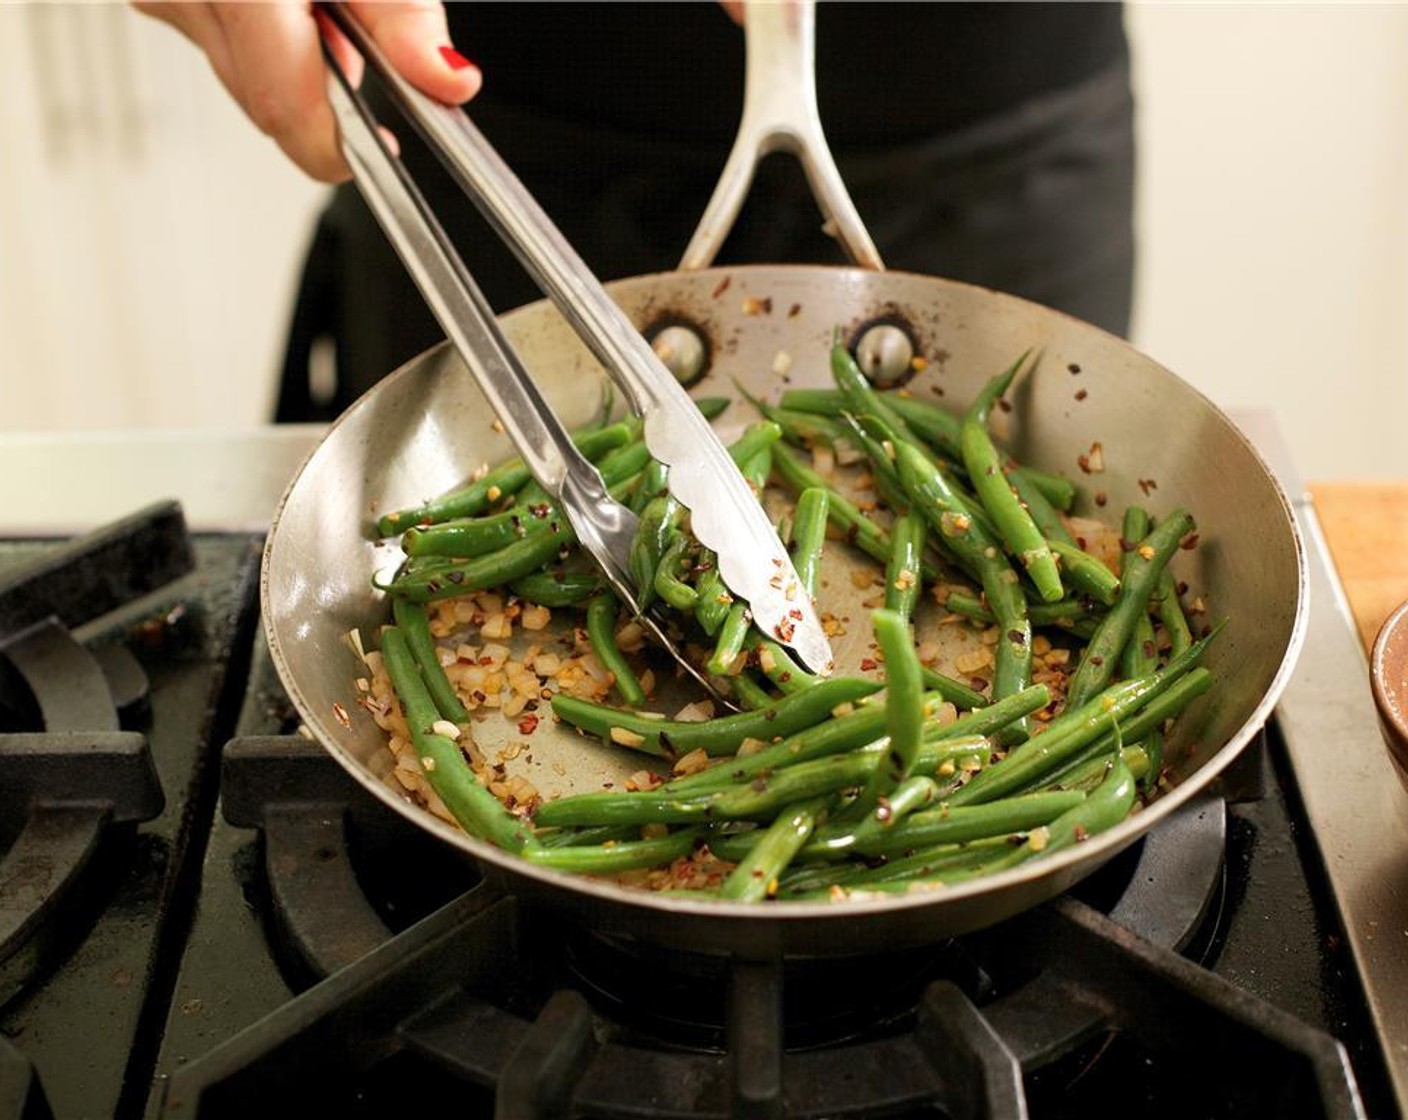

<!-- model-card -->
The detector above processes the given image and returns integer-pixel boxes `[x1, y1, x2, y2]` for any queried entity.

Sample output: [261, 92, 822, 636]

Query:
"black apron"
[275, 4, 1133, 422]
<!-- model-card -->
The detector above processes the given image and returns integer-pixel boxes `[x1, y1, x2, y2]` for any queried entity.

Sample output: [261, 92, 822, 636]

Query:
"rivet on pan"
[855, 324, 914, 387]
[650, 325, 709, 386]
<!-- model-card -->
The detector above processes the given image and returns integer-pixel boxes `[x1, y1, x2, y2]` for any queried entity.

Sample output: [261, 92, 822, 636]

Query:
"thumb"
[347, 1, 482, 103]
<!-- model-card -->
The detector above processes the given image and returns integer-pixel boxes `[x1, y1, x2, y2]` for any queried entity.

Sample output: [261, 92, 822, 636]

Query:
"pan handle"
[678, 0, 883, 273]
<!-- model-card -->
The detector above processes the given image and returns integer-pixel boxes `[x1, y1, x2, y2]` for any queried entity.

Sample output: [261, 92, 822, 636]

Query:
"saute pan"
[262, 4, 1306, 958]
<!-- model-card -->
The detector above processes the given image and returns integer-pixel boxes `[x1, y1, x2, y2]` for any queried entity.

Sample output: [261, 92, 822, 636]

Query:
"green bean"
[888, 397, 1081, 513]
[629, 459, 670, 515]
[391, 598, 469, 723]
[813, 760, 1135, 897]
[380, 425, 627, 538]
[652, 534, 700, 611]
[384, 520, 576, 602]
[1047, 540, 1121, 607]
[844, 775, 940, 852]
[930, 684, 1050, 740]
[719, 797, 829, 901]
[628, 494, 682, 612]
[1158, 571, 1194, 658]
[508, 570, 604, 607]
[1034, 667, 1211, 794]
[707, 600, 753, 677]
[790, 837, 1014, 895]
[711, 751, 875, 820]
[593, 437, 657, 487]
[1006, 464, 1074, 545]
[912, 734, 994, 778]
[693, 396, 734, 423]
[726, 419, 784, 471]
[919, 667, 989, 711]
[829, 343, 931, 455]
[894, 438, 1033, 742]
[535, 751, 869, 829]
[942, 590, 1099, 637]
[533, 823, 640, 848]
[1045, 745, 1151, 794]
[884, 508, 927, 620]
[403, 431, 660, 561]
[523, 826, 702, 874]
[380, 461, 532, 538]
[402, 503, 554, 560]
[1017, 756, 1137, 860]
[532, 789, 716, 828]
[379, 627, 536, 852]
[776, 386, 847, 416]
[736, 383, 846, 450]
[585, 592, 647, 707]
[847, 789, 1086, 859]
[691, 551, 733, 636]
[948, 627, 1218, 806]
[852, 609, 925, 811]
[1118, 507, 1163, 789]
[729, 672, 775, 711]
[377, 420, 637, 535]
[1065, 508, 1196, 708]
[878, 392, 964, 461]
[663, 675, 1024, 797]
[754, 637, 815, 694]
[662, 697, 900, 794]
[778, 387, 1078, 512]
[1011, 467, 1077, 514]
[551, 675, 882, 759]
[961, 356, 1063, 603]
[835, 412, 916, 515]
[706, 442, 779, 678]
[789, 488, 830, 599]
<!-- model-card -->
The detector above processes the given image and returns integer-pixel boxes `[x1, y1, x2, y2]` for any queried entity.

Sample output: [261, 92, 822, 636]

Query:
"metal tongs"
[315, 2, 834, 687]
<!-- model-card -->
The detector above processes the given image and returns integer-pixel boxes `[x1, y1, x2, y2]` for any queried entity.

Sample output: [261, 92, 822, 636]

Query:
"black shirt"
[454, 2, 1128, 147]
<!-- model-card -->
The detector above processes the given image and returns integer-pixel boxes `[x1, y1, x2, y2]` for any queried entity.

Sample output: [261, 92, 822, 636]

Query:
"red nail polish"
[439, 45, 475, 72]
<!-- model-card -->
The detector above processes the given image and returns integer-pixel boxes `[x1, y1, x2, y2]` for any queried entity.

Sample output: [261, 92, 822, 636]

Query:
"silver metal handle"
[678, 0, 883, 272]
[320, 46, 602, 506]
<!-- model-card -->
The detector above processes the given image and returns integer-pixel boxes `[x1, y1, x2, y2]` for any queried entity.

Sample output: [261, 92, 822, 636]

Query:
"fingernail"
[439, 45, 475, 72]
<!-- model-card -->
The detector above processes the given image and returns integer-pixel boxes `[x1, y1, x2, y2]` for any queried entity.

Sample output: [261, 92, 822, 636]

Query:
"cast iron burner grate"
[0, 503, 263, 1120]
[0, 504, 196, 1117]
[157, 733, 1365, 1120]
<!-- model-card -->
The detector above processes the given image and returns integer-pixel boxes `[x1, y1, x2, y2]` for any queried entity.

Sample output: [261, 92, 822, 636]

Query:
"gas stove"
[0, 423, 1400, 1119]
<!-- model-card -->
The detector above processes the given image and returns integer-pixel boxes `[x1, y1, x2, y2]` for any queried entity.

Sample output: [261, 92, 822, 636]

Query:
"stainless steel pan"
[262, 5, 1306, 959]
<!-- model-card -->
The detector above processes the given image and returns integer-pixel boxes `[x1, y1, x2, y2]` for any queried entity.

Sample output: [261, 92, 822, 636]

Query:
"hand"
[133, 1, 482, 183]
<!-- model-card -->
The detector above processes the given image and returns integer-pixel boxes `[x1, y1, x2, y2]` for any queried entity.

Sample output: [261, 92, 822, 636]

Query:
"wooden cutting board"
[1309, 483, 1408, 654]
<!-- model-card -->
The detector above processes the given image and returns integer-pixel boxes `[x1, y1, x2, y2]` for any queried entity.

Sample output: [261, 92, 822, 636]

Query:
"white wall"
[1, 3, 1406, 483]
[0, 4, 325, 431]
[1126, 2, 1408, 480]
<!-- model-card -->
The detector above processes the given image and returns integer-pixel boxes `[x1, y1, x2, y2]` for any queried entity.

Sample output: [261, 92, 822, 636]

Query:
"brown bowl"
[1371, 599, 1408, 792]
